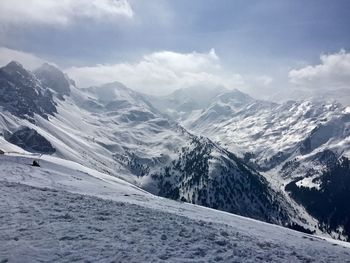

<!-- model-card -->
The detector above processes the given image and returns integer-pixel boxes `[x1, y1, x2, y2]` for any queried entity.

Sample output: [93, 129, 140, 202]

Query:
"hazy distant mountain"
[146, 85, 228, 120]
[270, 88, 350, 107]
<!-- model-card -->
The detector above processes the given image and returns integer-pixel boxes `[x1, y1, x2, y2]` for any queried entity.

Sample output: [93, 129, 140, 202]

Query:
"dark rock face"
[34, 63, 71, 98]
[6, 127, 55, 154]
[0, 61, 57, 120]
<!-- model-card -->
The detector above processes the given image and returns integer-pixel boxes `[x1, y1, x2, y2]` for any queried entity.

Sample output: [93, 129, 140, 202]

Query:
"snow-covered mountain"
[1, 153, 349, 262]
[1, 61, 349, 243]
[182, 91, 349, 170]
[0, 61, 306, 230]
[155, 86, 350, 240]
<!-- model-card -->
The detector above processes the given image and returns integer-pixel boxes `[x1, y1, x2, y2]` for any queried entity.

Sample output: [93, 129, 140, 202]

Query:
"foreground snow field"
[1, 154, 350, 262]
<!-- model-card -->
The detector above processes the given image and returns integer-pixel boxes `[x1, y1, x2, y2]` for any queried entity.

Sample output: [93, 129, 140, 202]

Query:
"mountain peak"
[0, 62, 57, 120]
[1, 61, 30, 78]
[215, 88, 253, 106]
[5, 60, 24, 68]
[99, 81, 130, 91]
[34, 63, 71, 97]
[84, 81, 138, 102]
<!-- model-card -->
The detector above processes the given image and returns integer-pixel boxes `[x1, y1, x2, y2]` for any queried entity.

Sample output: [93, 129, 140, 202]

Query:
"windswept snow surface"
[1, 154, 350, 262]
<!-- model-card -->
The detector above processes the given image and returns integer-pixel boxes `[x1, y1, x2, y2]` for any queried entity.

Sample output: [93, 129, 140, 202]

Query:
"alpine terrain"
[0, 61, 349, 262]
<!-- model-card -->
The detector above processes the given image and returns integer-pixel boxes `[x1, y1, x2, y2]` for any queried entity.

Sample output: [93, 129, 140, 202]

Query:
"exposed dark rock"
[6, 127, 55, 154]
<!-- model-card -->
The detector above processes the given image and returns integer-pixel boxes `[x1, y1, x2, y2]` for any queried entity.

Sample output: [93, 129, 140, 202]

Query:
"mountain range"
[0, 61, 349, 242]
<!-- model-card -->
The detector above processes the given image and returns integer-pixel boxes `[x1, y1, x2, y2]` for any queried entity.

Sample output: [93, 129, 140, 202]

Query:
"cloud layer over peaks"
[67, 49, 247, 95]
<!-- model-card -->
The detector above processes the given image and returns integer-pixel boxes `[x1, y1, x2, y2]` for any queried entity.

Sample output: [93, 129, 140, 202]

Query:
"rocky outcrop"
[6, 126, 55, 154]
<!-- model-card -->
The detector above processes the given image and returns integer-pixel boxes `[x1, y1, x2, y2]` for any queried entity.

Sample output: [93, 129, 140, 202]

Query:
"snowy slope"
[1, 153, 350, 262]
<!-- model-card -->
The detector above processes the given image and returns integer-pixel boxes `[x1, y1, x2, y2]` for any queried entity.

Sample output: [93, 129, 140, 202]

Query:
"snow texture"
[1, 154, 350, 262]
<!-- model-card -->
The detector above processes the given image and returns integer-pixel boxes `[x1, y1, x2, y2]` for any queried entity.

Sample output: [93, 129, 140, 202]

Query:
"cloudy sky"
[0, 0, 350, 100]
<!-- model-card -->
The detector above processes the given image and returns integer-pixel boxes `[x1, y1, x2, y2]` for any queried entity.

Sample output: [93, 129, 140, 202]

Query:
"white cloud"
[0, 0, 133, 26]
[289, 50, 350, 90]
[0, 47, 273, 97]
[0, 47, 46, 70]
[67, 49, 250, 95]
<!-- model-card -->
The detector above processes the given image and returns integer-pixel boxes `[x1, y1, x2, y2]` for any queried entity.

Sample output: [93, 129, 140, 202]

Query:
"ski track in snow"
[0, 155, 350, 262]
